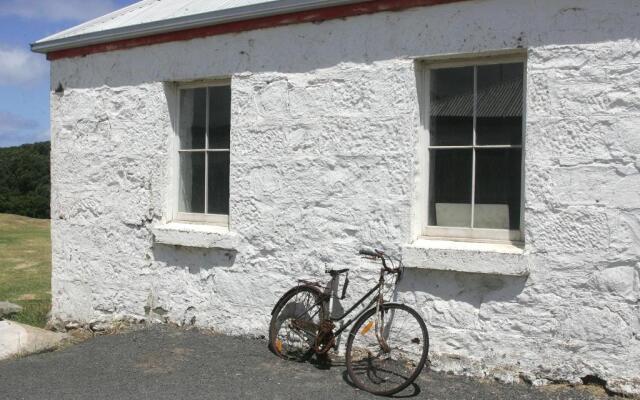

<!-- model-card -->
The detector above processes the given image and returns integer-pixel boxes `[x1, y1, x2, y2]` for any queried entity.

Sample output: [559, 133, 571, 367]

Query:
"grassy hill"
[0, 213, 51, 327]
[0, 141, 50, 219]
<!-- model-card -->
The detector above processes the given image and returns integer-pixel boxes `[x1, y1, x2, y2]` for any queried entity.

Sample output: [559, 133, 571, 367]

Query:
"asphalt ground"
[0, 325, 620, 400]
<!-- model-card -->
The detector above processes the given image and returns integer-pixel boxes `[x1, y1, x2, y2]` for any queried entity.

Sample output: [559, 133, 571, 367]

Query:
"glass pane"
[474, 149, 522, 230]
[428, 149, 472, 227]
[179, 88, 206, 149]
[476, 63, 523, 145]
[179, 152, 205, 213]
[207, 152, 230, 215]
[430, 67, 473, 146]
[208, 85, 231, 149]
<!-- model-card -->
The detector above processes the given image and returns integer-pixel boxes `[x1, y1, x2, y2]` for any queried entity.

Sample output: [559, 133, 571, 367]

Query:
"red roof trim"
[47, 0, 465, 60]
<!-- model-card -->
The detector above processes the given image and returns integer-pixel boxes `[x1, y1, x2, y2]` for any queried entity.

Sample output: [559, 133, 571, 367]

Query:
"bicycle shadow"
[306, 356, 422, 398]
[340, 370, 422, 398]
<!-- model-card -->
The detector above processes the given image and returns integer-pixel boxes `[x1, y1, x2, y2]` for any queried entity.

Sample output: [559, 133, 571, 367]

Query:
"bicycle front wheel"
[345, 303, 429, 396]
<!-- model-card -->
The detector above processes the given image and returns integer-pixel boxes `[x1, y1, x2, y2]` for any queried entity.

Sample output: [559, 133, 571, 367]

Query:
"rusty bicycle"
[268, 247, 429, 396]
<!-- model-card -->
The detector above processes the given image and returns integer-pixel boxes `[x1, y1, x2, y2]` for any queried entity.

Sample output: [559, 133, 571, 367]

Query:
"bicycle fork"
[374, 271, 391, 354]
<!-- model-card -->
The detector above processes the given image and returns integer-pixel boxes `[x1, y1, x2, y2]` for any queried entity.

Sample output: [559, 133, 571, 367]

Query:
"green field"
[0, 213, 51, 327]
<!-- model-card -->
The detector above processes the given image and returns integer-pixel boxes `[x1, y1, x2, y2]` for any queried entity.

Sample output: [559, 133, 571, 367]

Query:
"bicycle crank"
[313, 320, 336, 355]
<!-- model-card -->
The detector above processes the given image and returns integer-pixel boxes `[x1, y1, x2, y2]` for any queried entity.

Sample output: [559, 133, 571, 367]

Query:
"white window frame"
[420, 54, 526, 243]
[171, 79, 231, 226]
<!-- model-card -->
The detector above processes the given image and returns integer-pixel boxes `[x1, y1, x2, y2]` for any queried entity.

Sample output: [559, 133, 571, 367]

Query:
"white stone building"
[32, 0, 640, 395]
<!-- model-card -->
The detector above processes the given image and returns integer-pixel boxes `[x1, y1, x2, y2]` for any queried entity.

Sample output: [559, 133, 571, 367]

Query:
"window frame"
[172, 79, 231, 226]
[420, 54, 526, 243]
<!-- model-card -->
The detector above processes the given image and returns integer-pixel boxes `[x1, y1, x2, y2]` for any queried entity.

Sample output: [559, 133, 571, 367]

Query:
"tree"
[0, 142, 50, 219]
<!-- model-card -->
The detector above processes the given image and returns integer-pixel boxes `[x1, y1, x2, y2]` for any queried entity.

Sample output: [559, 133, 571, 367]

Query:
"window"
[176, 82, 231, 225]
[424, 59, 524, 242]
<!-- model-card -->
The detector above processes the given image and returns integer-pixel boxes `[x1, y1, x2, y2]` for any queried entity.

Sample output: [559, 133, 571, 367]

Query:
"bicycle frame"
[329, 281, 381, 337]
[324, 257, 397, 338]
[279, 253, 400, 352]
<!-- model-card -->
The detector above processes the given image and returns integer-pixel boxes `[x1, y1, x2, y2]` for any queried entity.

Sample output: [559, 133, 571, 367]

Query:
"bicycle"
[268, 247, 429, 396]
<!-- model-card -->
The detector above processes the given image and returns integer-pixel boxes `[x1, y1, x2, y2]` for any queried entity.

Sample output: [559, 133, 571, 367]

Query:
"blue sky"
[0, 0, 136, 148]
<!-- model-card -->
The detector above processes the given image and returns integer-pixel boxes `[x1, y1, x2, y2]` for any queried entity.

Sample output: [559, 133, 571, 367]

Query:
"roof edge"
[31, 0, 365, 54]
[33, 0, 467, 60]
[33, 0, 156, 49]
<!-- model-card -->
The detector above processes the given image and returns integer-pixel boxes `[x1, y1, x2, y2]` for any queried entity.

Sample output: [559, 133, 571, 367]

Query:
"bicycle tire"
[269, 285, 326, 361]
[345, 303, 429, 396]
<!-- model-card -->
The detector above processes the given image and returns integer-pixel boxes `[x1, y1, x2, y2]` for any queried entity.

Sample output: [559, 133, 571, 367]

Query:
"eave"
[32, 0, 465, 61]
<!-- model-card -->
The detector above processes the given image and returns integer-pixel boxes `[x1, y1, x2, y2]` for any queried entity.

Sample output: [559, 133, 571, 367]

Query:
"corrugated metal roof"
[39, 0, 272, 42]
[31, 0, 366, 53]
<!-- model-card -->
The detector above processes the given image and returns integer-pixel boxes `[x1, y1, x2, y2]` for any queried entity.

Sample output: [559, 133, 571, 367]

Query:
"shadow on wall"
[152, 244, 237, 273]
[396, 268, 528, 308]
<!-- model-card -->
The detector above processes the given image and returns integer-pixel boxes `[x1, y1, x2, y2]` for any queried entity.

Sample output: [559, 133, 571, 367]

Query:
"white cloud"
[0, 111, 48, 147]
[0, 46, 48, 85]
[0, 0, 121, 22]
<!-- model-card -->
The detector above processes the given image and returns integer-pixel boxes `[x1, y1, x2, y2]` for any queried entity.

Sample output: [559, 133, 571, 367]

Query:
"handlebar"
[358, 248, 380, 258]
[358, 247, 401, 275]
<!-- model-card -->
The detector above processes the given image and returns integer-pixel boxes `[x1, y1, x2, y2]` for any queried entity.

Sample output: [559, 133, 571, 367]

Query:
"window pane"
[476, 63, 523, 145]
[207, 152, 230, 215]
[428, 149, 472, 227]
[179, 152, 205, 213]
[474, 149, 521, 230]
[179, 88, 206, 149]
[430, 67, 473, 146]
[208, 85, 231, 149]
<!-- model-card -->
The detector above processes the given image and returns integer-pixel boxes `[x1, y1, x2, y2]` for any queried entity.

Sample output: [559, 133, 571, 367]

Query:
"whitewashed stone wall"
[49, 0, 640, 395]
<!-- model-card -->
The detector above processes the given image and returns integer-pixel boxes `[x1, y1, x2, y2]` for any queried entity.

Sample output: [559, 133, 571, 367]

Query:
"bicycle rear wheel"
[345, 303, 429, 396]
[269, 285, 326, 361]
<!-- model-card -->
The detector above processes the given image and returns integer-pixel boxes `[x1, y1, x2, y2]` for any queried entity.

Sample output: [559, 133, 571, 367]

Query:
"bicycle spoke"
[346, 304, 428, 395]
[269, 287, 326, 361]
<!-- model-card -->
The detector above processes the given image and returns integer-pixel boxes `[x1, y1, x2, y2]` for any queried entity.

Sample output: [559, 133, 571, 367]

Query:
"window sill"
[151, 222, 239, 250]
[401, 238, 528, 276]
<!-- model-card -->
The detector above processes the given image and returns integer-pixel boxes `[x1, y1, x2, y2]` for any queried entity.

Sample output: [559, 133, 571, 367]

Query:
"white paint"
[48, 0, 640, 396]
[402, 239, 528, 275]
[151, 222, 239, 249]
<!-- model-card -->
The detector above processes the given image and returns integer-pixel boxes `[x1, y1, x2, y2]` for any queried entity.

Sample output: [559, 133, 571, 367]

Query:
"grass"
[0, 213, 51, 327]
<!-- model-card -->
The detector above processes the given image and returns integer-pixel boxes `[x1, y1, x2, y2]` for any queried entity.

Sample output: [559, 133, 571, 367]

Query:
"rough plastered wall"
[48, 0, 640, 395]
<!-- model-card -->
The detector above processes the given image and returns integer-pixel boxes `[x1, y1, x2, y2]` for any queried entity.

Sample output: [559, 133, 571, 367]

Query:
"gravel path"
[0, 326, 618, 400]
